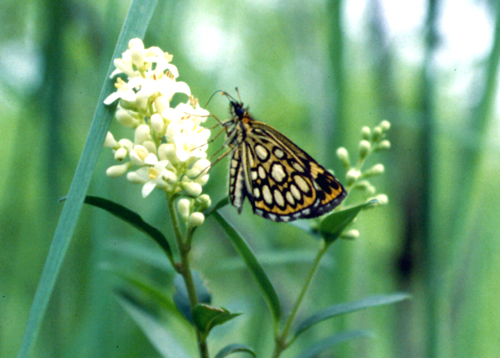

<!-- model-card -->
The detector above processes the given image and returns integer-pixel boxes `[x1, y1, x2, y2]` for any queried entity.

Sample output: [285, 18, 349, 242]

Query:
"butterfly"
[220, 92, 347, 222]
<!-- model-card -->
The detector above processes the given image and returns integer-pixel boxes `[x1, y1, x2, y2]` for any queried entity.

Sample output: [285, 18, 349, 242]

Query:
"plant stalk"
[272, 241, 329, 357]
[167, 198, 209, 358]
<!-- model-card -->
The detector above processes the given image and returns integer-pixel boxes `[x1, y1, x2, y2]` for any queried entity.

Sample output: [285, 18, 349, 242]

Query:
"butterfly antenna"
[204, 90, 224, 108]
[235, 87, 242, 102]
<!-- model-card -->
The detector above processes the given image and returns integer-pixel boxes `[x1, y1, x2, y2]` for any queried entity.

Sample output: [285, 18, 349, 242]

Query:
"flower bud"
[361, 126, 371, 140]
[376, 194, 389, 205]
[182, 182, 202, 197]
[353, 180, 376, 195]
[130, 47, 145, 70]
[134, 124, 151, 144]
[142, 140, 157, 155]
[346, 168, 361, 186]
[336, 147, 350, 168]
[380, 120, 391, 132]
[158, 143, 179, 164]
[188, 212, 205, 227]
[195, 174, 209, 186]
[192, 158, 211, 172]
[365, 194, 389, 208]
[128, 38, 144, 50]
[118, 139, 133, 150]
[341, 229, 360, 240]
[151, 113, 164, 134]
[114, 147, 128, 161]
[197, 194, 212, 211]
[177, 199, 191, 221]
[104, 132, 117, 148]
[364, 164, 384, 177]
[116, 108, 139, 128]
[154, 96, 170, 114]
[372, 126, 383, 141]
[126, 171, 145, 184]
[375, 140, 391, 151]
[163, 171, 177, 184]
[106, 163, 131, 177]
[359, 140, 371, 160]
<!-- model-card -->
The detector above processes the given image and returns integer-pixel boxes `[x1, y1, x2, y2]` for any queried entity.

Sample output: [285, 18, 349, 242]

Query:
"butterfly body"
[224, 99, 346, 222]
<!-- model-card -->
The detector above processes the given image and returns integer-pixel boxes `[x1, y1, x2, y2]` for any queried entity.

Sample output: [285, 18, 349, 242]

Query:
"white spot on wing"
[258, 166, 266, 180]
[262, 185, 273, 205]
[294, 175, 310, 193]
[253, 187, 260, 198]
[271, 163, 286, 183]
[273, 147, 285, 158]
[290, 184, 301, 201]
[274, 189, 285, 207]
[255, 144, 269, 161]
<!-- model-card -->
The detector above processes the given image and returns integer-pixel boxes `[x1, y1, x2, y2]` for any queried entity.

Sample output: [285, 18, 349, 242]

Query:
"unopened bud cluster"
[336, 119, 391, 207]
[104, 39, 211, 227]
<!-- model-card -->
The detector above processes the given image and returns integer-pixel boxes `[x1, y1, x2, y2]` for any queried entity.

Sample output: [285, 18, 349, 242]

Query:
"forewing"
[243, 121, 346, 222]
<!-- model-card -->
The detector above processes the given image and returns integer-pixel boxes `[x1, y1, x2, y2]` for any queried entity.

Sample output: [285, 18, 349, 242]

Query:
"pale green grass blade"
[17, 1, 158, 357]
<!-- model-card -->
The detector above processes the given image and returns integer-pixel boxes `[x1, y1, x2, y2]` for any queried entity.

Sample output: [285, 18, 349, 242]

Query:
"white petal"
[144, 153, 158, 165]
[104, 92, 120, 105]
[142, 181, 157, 197]
[121, 89, 137, 103]
[173, 81, 191, 96]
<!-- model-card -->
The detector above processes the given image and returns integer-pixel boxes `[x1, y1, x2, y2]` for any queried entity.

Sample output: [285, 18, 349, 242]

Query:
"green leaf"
[104, 267, 177, 314]
[294, 293, 410, 339]
[17, 2, 158, 357]
[82, 195, 174, 265]
[214, 344, 257, 358]
[203, 196, 230, 217]
[319, 199, 379, 244]
[192, 304, 241, 339]
[212, 212, 282, 323]
[296, 330, 373, 358]
[115, 289, 195, 358]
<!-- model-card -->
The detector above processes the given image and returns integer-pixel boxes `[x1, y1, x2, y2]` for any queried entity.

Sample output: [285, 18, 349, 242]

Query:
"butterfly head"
[221, 90, 248, 120]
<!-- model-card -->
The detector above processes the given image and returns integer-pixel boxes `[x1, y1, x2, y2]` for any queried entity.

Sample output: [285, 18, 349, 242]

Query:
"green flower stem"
[167, 197, 209, 358]
[272, 241, 329, 357]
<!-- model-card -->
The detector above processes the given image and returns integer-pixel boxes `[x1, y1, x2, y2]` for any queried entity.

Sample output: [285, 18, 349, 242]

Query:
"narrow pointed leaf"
[82, 195, 174, 264]
[295, 293, 410, 338]
[212, 212, 281, 323]
[192, 304, 241, 337]
[104, 267, 177, 314]
[215, 344, 257, 358]
[319, 199, 379, 244]
[17, 2, 158, 357]
[297, 330, 373, 358]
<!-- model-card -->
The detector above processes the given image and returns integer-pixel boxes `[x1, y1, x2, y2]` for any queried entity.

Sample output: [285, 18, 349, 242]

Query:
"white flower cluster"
[104, 38, 211, 227]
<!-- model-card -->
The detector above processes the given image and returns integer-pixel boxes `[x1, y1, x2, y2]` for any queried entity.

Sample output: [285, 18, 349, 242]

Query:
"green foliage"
[192, 304, 241, 340]
[82, 195, 174, 264]
[294, 293, 410, 340]
[319, 199, 379, 244]
[214, 344, 256, 358]
[211, 211, 282, 325]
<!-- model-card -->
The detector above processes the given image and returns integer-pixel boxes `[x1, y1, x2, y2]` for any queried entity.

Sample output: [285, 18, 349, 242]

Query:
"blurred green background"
[2, 0, 500, 357]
